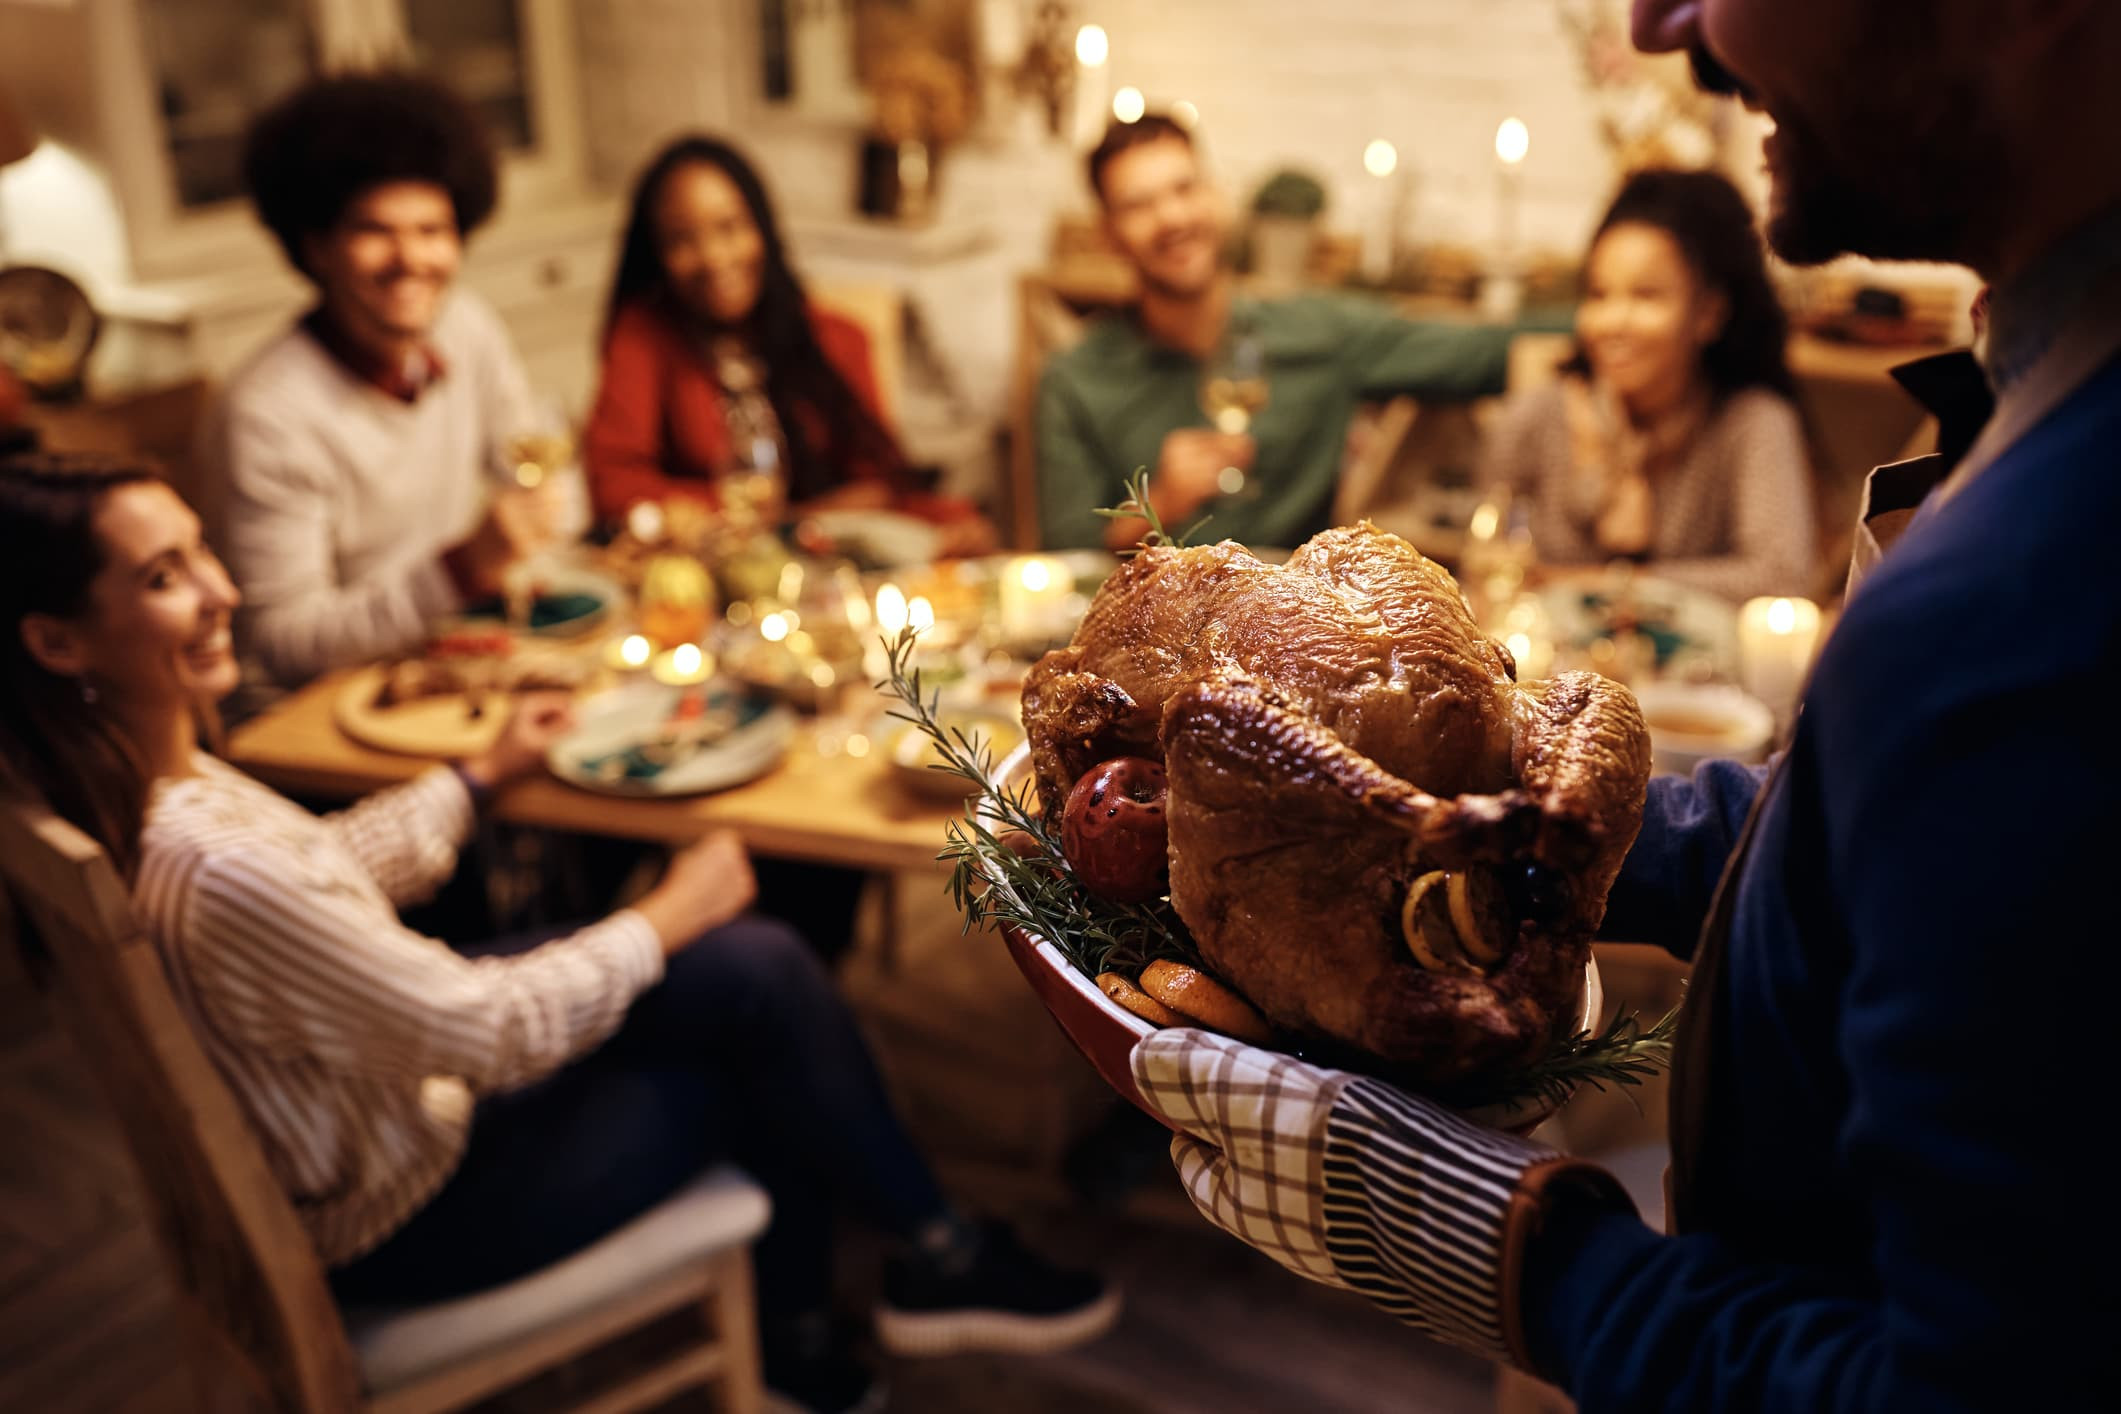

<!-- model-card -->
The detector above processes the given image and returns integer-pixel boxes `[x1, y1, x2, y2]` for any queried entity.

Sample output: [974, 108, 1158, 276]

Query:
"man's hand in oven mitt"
[1129, 1027, 1635, 1372]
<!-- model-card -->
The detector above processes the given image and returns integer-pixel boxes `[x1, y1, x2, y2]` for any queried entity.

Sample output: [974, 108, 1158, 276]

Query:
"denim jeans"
[329, 913, 947, 1319]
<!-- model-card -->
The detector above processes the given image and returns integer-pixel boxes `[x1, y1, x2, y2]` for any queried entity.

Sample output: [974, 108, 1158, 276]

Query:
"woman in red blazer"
[586, 136, 997, 555]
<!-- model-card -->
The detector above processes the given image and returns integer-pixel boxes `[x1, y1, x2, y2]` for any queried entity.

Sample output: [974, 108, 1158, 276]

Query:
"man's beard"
[1690, 35, 2004, 270]
[1130, 231, 1222, 302]
[1763, 93, 2001, 267]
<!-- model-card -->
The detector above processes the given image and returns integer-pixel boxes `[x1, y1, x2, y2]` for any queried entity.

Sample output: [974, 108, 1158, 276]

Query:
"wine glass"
[492, 399, 583, 632]
[1199, 318, 1269, 500]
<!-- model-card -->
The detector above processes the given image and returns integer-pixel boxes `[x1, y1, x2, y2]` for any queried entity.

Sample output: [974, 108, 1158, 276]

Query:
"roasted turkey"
[1021, 523, 1652, 1088]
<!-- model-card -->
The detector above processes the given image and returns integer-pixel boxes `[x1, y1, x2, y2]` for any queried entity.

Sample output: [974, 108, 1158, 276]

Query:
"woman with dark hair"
[585, 136, 998, 553]
[0, 453, 1113, 1414]
[1481, 167, 1816, 600]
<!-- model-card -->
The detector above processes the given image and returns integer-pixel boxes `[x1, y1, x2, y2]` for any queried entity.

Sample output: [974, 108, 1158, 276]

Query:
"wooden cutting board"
[332, 665, 512, 759]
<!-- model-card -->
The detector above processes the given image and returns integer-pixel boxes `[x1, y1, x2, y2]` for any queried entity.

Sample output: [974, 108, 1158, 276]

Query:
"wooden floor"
[0, 868, 1513, 1414]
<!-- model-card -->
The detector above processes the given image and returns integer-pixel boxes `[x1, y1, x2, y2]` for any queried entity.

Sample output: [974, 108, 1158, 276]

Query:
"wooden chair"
[0, 796, 769, 1414]
[811, 281, 907, 429]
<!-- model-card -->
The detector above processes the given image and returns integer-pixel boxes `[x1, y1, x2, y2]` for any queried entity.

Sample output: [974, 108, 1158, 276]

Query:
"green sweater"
[1034, 294, 1516, 550]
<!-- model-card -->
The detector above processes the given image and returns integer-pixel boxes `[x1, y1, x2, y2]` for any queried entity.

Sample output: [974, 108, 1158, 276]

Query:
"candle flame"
[1017, 559, 1052, 593]
[759, 612, 790, 643]
[1075, 24, 1108, 67]
[1112, 86, 1145, 123]
[908, 596, 935, 632]
[1766, 597, 1796, 635]
[672, 643, 703, 676]
[619, 634, 651, 668]
[876, 583, 909, 634]
[1363, 139, 1398, 178]
[1496, 117, 1530, 166]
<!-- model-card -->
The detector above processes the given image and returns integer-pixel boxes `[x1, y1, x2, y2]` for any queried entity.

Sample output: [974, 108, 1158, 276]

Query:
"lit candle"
[998, 556, 1073, 644]
[875, 583, 909, 636]
[626, 500, 666, 545]
[604, 632, 654, 676]
[1361, 139, 1399, 284]
[1112, 85, 1145, 125]
[650, 641, 714, 687]
[1073, 24, 1110, 148]
[1737, 596, 1823, 718]
[1485, 117, 1530, 319]
[1495, 116, 1529, 249]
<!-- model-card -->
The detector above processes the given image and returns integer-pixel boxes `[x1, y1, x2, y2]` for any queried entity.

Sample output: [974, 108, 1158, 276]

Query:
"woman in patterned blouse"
[0, 454, 1112, 1414]
[1481, 168, 1818, 601]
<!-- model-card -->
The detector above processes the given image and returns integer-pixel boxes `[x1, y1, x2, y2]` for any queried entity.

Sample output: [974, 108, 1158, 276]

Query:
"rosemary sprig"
[1459, 1000, 1683, 1113]
[878, 628, 1197, 979]
[1090, 467, 1210, 551]
[879, 626, 1674, 1112]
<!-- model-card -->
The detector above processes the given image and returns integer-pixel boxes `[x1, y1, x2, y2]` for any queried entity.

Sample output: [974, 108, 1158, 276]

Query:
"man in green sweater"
[1036, 115, 1519, 552]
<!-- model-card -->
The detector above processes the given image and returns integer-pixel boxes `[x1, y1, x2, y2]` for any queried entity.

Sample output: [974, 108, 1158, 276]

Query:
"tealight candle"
[604, 632, 654, 675]
[650, 641, 714, 687]
[998, 556, 1072, 643]
[1737, 596, 1823, 718]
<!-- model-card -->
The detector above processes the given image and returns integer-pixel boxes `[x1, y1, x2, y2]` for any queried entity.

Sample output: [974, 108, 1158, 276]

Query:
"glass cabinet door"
[137, 0, 315, 208]
[402, 0, 535, 151]
[134, 0, 544, 212]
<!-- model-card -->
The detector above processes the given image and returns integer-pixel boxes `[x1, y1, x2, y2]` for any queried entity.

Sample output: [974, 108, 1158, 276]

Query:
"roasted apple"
[1060, 756, 1170, 903]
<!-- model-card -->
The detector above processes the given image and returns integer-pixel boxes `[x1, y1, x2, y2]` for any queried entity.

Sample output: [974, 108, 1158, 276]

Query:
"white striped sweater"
[132, 756, 664, 1265]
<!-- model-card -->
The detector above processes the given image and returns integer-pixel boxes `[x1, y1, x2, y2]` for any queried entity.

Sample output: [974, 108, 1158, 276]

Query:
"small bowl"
[887, 711, 1023, 800]
[985, 743, 1601, 1135]
[1634, 681, 1776, 777]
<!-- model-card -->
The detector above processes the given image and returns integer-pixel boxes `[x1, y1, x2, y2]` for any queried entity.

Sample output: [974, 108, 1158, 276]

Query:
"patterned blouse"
[1479, 378, 1819, 602]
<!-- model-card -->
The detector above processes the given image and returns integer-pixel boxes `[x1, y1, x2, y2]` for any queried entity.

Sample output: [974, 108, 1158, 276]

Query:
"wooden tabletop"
[224, 672, 966, 874]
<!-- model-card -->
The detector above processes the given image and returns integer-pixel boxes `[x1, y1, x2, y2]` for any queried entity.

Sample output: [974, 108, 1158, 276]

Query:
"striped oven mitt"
[1131, 1028, 1635, 1371]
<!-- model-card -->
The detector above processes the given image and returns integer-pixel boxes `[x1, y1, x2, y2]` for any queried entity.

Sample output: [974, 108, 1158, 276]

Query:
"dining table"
[223, 670, 966, 876]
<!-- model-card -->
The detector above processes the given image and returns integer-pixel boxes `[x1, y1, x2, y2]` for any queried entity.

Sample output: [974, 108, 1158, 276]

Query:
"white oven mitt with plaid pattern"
[1131, 1028, 1635, 1371]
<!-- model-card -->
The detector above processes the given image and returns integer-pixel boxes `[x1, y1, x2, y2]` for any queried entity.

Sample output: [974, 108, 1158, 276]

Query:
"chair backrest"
[0, 797, 361, 1413]
[1006, 273, 1100, 550]
[810, 281, 905, 429]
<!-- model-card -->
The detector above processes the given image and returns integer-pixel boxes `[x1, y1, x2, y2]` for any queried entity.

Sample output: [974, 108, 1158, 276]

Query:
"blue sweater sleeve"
[1597, 759, 1765, 959]
[1525, 662, 2114, 1410]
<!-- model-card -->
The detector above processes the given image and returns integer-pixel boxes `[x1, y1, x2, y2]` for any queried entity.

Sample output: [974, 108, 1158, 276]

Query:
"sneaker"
[763, 1326, 886, 1414]
[875, 1222, 1121, 1358]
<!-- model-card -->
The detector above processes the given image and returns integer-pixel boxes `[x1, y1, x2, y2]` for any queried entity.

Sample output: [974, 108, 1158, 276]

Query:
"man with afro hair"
[206, 72, 553, 692]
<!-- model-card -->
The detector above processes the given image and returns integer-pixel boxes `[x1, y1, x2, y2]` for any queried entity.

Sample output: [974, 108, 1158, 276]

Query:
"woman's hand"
[1131, 1028, 1634, 1372]
[458, 692, 575, 792]
[633, 830, 759, 955]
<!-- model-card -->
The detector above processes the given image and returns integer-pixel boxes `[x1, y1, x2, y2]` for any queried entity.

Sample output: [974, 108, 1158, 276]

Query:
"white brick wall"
[569, 0, 1724, 500]
[579, 0, 1631, 262]
[1067, 0, 1619, 256]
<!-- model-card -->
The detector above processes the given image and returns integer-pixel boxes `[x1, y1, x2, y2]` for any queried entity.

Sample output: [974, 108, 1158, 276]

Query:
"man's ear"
[20, 613, 87, 678]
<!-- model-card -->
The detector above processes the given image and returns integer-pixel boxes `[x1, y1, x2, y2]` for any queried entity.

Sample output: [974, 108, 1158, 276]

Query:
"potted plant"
[1248, 168, 1328, 289]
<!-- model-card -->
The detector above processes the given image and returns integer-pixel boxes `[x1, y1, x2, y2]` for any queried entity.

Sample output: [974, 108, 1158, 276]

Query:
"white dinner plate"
[802, 509, 943, 569]
[547, 680, 795, 797]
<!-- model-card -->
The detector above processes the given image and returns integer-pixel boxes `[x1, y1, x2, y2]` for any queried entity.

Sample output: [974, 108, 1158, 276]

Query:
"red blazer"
[586, 300, 926, 524]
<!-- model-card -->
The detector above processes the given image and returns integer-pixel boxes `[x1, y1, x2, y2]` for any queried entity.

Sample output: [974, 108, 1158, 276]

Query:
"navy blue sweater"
[1527, 353, 2121, 1411]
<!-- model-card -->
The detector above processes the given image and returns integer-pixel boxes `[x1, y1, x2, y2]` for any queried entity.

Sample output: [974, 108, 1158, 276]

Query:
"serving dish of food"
[883, 482, 1676, 1120]
[335, 628, 600, 758]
